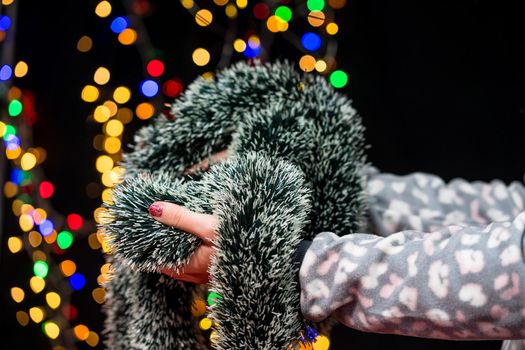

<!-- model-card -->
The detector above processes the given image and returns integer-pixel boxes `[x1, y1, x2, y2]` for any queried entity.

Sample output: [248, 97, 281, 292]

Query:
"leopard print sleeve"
[300, 168, 525, 343]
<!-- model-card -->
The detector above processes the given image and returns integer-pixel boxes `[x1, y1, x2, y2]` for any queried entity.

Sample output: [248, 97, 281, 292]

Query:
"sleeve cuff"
[293, 240, 312, 270]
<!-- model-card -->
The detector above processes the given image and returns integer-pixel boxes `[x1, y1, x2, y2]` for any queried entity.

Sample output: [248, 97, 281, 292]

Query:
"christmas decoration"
[101, 60, 366, 349]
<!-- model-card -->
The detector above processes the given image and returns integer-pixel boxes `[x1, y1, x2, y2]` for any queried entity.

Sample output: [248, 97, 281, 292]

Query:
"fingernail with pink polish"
[149, 203, 163, 217]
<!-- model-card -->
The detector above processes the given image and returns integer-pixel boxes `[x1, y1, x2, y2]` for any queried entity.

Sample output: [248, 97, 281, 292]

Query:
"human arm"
[299, 212, 525, 340]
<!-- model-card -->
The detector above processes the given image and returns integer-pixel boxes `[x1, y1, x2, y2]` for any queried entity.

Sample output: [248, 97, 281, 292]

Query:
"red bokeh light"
[162, 79, 183, 98]
[253, 3, 270, 20]
[39, 181, 54, 199]
[146, 59, 164, 77]
[62, 304, 78, 321]
[67, 213, 84, 230]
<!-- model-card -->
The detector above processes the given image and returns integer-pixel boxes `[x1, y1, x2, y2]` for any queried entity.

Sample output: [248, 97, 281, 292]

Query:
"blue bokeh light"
[140, 80, 159, 97]
[10, 167, 24, 184]
[0, 15, 11, 31]
[301, 32, 322, 51]
[69, 273, 86, 291]
[38, 219, 54, 237]
[110, 17, 128, 34]
[243, 45, 261, 59]
[0, 64, 12, 81]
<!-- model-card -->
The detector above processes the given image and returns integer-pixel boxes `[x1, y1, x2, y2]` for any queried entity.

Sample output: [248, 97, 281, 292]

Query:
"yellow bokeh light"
[95, 1, 112, 17]
[315, 59, 327, 72]
[4, 181, 17, 198]
[233, 39, 246, 53]
[202, 71, 214, 80]
[96, 155, 114, 173]
[20, 152, 37, 170]
[195, 9, 213, 26]
[225, 4, 237, 18]
[118, 28, 137, 45]
[0, 121, 5, 136]
[14, 61, 29, 78]
[74, 325, 90, 341]
[181, 0, 194, 9]
[101, 188, 114, 204]
[94, 105, 111, 123]
[32, 208, 47, 225]
[247, 35, 260, 48]
[16, 311, 29, 326]
[113, 86, 131, 104]
[11, 287, 25, 303]
[12, 199, 23, 216]
[312, 334, 330, 350]
[6, 146, 21, 159]
[8, 236, 23, 253]
[81, 85, 99, 102]
[43, 321, 60, 339]
[86, 331, 100, 347]
[105, 119, 124, 137]
[29, 307, 45, 323]
[92, 287, 106, 304]
[326, 22, 339, 35]
[2, 0, 15, 5]
[300, 56, 318, 73]
[29, 231, 43, 247]
[116, 107, 133, 123]
[103, 100, 118, 116]
[199, 317, 212, 330]
[213, 0, 228, 5]
[94, 67, 110, 85]
[21, 204, 35, 215]
[101, 171, 116, 187]
[60, 260, 77, 277]
[77, 36, 93, 52]
[30, 276, 46, 293]
[19, 214, 34, 232]
[135, 102, 155, 120]
[101, 263, 112, 274]
[192, 48, 210, 67]
[266, 16, 288, 33]
[104, 137, 121, 154]
[46, 292, 61, 309]
[88, 232, 102, 249]
[308, 11, 325, 27]
[236, 0, 248, 9]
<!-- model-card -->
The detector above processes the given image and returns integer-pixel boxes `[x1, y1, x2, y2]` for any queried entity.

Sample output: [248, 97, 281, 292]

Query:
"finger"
[161, 269, 208, 284]
[183, 149, 228, 175]
[160, 245, 213, 277]
[210, 149, 229, 164]
[149, 202, 217, 242]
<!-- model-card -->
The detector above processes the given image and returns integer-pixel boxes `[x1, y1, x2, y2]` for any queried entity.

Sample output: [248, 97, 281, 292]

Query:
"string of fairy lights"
[3, 0, 347, 348]
[1, 0, 102, 348]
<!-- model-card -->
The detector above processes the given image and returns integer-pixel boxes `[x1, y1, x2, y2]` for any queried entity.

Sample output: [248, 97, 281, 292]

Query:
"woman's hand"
[148, 150, 227, 284]
[149, 202, 218, 284]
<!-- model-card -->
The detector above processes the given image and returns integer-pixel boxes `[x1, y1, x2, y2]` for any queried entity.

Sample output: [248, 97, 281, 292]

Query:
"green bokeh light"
[329, 70, 348, 88]
[275, 6, 292, 22]
[307, 0, 325, 11]
[57, 231, 74, 250]
[3, 124, 16, 140]
[34, 260, 49, 278]
[8, 99, 22, 117]
[207, 291, 223, 306]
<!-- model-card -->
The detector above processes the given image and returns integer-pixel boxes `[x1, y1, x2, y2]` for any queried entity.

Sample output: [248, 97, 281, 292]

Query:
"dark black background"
[1, 0, 524, 348]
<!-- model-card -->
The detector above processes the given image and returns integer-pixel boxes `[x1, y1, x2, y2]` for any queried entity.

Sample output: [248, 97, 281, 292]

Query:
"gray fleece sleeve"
[300, 168, 525, 341]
